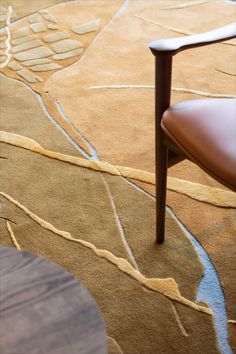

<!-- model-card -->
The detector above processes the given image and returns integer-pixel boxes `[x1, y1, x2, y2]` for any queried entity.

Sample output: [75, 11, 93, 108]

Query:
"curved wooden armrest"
[149, 22, 236, 56]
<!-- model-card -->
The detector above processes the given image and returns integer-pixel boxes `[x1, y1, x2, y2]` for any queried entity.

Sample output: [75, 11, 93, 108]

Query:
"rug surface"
[0, 1, 236, 353]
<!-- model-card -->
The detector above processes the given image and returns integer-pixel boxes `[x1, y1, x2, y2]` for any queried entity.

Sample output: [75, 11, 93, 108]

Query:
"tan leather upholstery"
[161, 98, 236, 190]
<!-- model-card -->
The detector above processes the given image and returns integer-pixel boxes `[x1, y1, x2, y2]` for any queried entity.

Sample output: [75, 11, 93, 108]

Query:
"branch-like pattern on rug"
[1, 1, 236, 353]
[1, 130, 235, 208]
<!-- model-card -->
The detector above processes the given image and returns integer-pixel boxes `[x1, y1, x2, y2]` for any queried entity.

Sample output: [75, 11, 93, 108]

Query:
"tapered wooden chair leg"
[153, 55, 172, 243]
[156, 146, 168, 243]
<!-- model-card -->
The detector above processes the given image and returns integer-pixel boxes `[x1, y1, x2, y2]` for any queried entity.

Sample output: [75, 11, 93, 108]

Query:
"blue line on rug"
[168, 207, 233, 354]
[115, 0, 129, 17]
[36, 93, 99, 160]
[53, 99, 100, 161]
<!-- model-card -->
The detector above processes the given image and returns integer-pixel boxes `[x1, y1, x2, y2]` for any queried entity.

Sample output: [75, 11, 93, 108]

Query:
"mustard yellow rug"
[1, 1, 236, 353]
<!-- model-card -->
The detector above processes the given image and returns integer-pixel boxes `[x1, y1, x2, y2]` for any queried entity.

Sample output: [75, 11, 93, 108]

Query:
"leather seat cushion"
[161, 98, 236, 190]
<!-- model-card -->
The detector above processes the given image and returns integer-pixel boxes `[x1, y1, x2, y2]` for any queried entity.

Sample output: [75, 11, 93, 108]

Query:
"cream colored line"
[6, 221, 21, 250]
[107, 336, 123, 354]
[167, 178, 236, 208]
[172, 87, 235, 98]
[170, 302, 189, 337]
[101, 174, 140, 271]
[134, 14, 236, 47]
[161, 0, 211, 10]
[89, 85, 235, 99]
[0, 130, 122, 176]
[0, 6, 13, 69]
[1, 131, 235, 208]
[135, 14, 192, 35]
[228, 320, 236, 324]
[90, 84, 154, 89]
[0, 191, 212, 316]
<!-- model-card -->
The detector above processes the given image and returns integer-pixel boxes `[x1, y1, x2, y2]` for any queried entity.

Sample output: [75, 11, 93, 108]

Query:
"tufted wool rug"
[0, 1, 236, 353]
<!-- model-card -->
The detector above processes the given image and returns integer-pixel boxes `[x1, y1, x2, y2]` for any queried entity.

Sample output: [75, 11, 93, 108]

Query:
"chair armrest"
[149, 22, 236, 56]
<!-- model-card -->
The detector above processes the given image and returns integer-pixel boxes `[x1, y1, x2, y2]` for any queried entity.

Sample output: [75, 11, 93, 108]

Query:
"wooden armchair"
[149, 22, 236, 243]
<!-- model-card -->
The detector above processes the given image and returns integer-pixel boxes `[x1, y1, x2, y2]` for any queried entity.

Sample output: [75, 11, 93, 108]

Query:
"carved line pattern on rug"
[0, 191, 212, 316]
[0, 6, 13, 68]
[6, 221, 21, 249]
[1, 131, 235, 208]
[89, 85, 236, 99]
[2, 185, 189, 336]
[101, 173, 140, 271]
[134, 14, 236, 47]
[107, 336, 123, 354]
[1, 2, 234, 348]
[160, 0, 212, 10]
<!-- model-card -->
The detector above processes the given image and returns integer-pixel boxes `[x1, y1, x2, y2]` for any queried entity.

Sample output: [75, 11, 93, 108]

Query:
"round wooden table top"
[0, 246, 107, 354]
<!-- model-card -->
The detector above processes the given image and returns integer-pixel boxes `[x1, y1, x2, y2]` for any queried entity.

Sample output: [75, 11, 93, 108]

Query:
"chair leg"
[153, 55, 172, 243]
[156, 145, 168, 244]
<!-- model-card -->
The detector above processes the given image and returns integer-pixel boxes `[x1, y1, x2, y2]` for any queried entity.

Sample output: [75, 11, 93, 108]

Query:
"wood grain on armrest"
[149, 22, 236, 56]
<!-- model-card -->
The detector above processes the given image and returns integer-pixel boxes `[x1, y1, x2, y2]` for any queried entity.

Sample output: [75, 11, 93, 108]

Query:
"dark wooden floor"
[0, 246, 107, 354]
